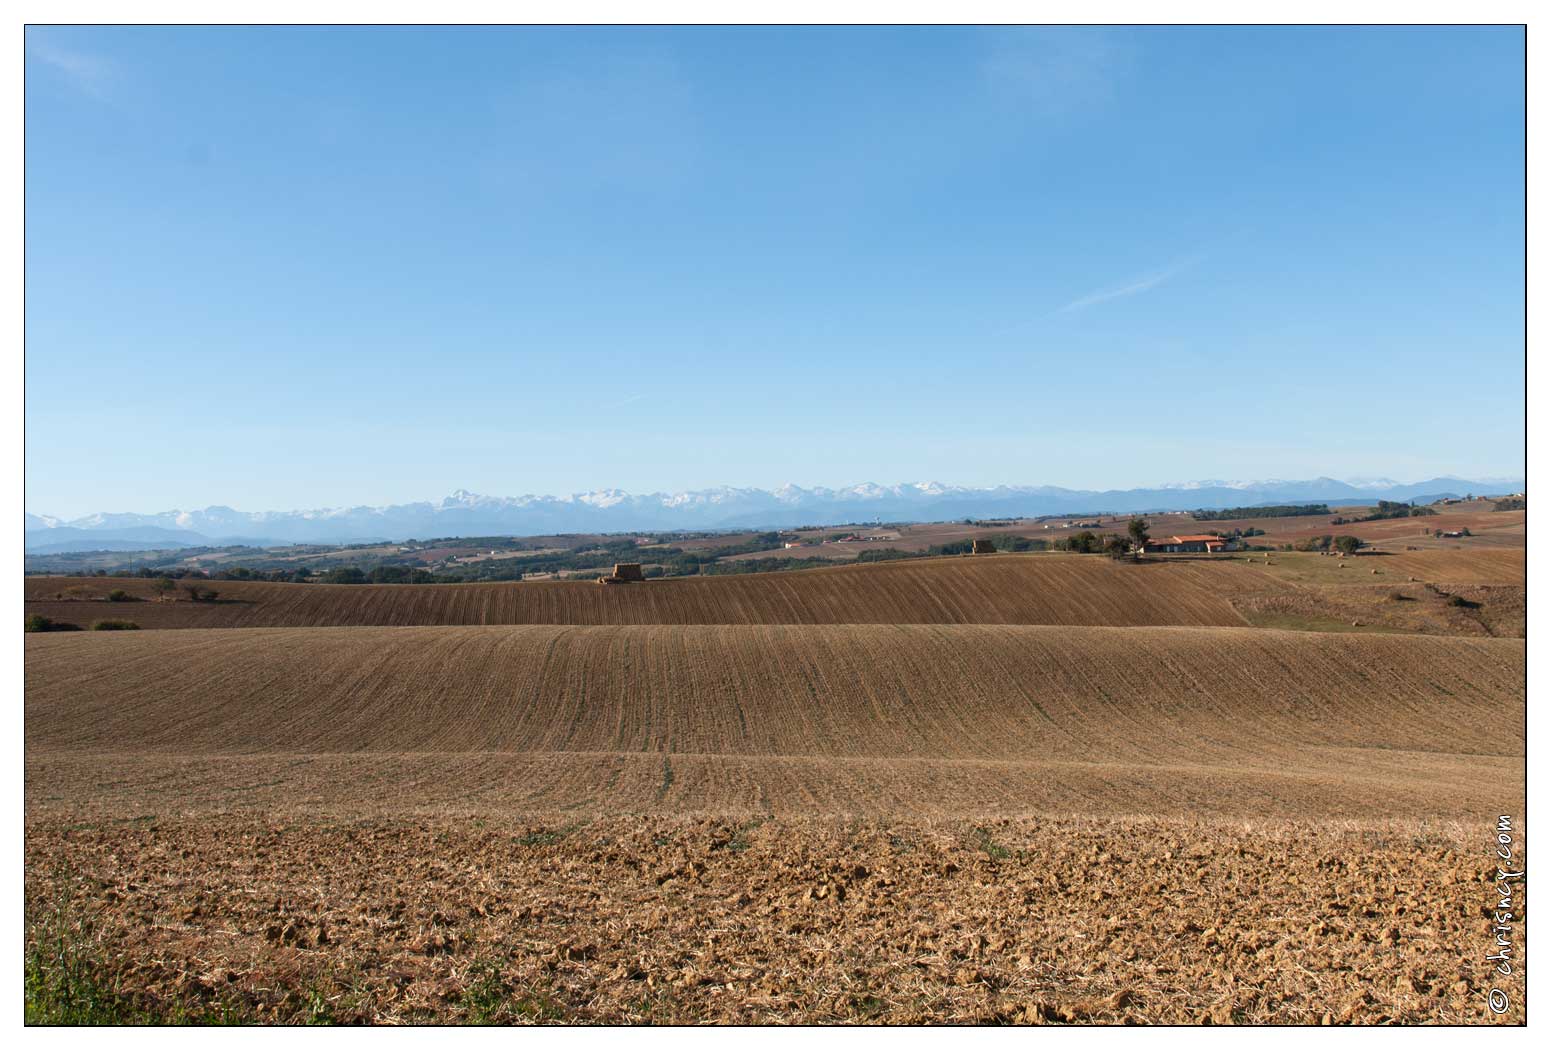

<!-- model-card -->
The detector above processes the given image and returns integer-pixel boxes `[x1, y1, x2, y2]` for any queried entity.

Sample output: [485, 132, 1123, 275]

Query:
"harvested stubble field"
[1239, 548, 1525, 589]
[1352, 548, 1526, 586]
[24, 554, 1527, 1024]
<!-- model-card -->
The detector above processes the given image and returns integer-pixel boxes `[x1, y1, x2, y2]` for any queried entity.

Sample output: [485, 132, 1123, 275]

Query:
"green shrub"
[1333, 535, 1363, 556]
[105, 589, 134, 602]
[89, 620, 140, 631]
[25, 616, 81, 633]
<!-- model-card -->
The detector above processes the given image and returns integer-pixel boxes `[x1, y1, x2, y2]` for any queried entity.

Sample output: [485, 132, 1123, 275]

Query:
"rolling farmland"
[28, 623, 1521, 767]
[26, 624, 1521, 819]
[1350, 548, 1525, 585]
[23, 555, 1265, 629]
[24, 548, 1526, 1023]
[1160, 505, 1526, 551]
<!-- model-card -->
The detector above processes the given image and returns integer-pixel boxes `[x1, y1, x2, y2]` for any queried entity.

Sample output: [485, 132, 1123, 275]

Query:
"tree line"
[1190, 504, 1331, 521]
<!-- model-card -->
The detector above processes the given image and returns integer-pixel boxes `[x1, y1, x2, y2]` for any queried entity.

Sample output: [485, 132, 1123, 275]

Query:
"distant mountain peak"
[26, 474, 1524, 552]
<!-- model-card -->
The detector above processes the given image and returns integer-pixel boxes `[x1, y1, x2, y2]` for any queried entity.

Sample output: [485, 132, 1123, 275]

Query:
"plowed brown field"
[26, 625, 1522, 818]
[24, 556, 1260, 628]
[23, 554, 1527, 1025]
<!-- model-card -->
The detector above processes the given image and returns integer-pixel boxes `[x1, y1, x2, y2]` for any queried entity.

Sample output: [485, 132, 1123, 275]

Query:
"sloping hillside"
[1358, 548, 1525, 585]
[27, 625, 1523, 819]
[24, 555, 1261, 628]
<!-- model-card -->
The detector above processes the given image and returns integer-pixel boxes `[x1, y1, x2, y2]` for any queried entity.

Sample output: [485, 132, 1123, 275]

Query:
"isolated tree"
[1103, 535, 1132, 559]
[1127, 517, 1150, 549]
[1333, 535, 1362, 557]
[150, 576, 176, 600]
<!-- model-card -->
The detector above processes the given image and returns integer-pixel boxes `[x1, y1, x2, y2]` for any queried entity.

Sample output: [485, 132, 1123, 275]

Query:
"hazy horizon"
[27, 470, 1527, 522]
[26, 26, 1525, 518]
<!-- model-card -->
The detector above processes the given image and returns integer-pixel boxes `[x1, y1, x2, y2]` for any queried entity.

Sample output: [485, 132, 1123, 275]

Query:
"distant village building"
[1140, 534, 1236, 554]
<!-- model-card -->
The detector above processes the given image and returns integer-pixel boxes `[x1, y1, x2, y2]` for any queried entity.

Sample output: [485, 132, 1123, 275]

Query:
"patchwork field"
[24, 550, 1526, 1024]
[720, 506, 1527, 562]
[1134, 502, 1524, 550]
[1247, 508, 1525, 550]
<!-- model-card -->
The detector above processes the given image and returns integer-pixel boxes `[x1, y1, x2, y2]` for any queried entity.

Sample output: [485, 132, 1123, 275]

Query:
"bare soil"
[25, 817, 1524, 1024]
[24, 549, 1526, 1025]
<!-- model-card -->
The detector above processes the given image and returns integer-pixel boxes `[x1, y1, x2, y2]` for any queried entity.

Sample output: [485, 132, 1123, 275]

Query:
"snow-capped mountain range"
[25, 476, 1524, 552]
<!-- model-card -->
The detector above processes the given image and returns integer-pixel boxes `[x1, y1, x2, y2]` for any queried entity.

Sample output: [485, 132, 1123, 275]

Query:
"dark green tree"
[1069, 530, 1099, 553]
[1127, 517, 1150, 548]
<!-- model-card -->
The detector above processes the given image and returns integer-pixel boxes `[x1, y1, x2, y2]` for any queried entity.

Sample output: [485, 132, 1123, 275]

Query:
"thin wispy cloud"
[982, 28, 1131, 118]
[600, 392, 647, 411]
[29, 37, 118, 101]
[1054, 255, 1203, 315]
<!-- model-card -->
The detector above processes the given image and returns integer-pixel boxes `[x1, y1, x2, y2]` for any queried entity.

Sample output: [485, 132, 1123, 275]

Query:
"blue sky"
[25, 26, 1524, 517]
